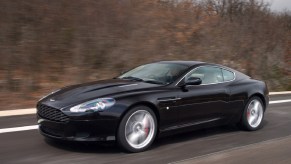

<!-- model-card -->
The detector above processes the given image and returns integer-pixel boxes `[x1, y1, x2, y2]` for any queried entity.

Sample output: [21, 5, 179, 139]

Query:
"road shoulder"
[175, 135, 291, 164]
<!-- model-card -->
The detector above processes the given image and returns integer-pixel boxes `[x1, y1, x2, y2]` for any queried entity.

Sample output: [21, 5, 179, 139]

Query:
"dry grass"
[0, 0, 290, 109]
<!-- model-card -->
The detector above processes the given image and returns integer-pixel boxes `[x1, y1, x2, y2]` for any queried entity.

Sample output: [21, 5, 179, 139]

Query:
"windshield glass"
[119, 63, 189, 84]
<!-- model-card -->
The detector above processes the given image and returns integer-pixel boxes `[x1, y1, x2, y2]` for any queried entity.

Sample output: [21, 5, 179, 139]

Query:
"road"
[0, 94, 291, 164]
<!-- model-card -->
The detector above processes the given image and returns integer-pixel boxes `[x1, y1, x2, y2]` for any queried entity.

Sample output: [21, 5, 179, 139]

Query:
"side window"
[185, 66, 223, 84]
[222, 69, 235, 81]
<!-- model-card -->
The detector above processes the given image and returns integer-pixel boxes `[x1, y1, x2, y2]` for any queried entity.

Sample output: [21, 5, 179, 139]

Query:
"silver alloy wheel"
[125, 110, 155, 149]
[247, 99, 263, 128]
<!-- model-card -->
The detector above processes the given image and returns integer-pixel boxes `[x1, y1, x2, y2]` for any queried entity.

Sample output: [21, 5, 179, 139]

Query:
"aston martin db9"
[37, 61, 269, 152]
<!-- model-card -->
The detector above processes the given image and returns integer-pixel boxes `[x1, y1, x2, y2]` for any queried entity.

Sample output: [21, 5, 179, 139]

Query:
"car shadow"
[44, 124, 251, 154]
[152, 125, 241, 149]
[152, 120, 269, 149]
[45, 138, 121, 154]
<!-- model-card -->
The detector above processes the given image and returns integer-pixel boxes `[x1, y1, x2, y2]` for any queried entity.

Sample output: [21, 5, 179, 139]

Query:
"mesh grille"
[37, 104, 69, 122]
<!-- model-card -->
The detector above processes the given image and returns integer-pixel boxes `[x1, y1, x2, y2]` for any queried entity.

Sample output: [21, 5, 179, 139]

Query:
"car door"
[156, 88, 183, 130]
[175, 66, 231, 126]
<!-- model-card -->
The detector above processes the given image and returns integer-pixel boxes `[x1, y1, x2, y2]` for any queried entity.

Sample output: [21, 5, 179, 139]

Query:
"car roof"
[158, 60, 205, 67]
[157, 61, 250, 79]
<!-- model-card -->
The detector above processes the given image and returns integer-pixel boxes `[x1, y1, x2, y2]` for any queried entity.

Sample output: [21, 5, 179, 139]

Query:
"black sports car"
[37, 61, 269, 152]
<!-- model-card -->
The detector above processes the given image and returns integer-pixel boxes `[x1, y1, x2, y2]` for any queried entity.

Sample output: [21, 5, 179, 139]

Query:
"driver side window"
[185, 66, 223, 84]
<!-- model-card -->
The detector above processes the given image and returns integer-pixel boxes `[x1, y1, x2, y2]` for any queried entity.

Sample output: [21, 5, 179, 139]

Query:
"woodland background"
[0, 0, 290, 109]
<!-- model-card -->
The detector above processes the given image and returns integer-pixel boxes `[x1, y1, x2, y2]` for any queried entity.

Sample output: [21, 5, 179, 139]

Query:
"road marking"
[270, 91, 291, 95]
[0, 98, 290, 134]
[0, 125, 38, 134]
[1, 98, 291, 117]
[269, 99, 291, 104]
[0, 108, 35, 117]
[169, 134, 291, 164]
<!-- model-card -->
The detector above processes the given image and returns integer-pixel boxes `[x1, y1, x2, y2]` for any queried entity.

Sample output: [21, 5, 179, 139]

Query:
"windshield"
[118, 63, 189, 84]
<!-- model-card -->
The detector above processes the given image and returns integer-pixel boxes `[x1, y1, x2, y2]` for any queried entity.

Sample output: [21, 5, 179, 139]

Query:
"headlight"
[70, 98, 116, 112]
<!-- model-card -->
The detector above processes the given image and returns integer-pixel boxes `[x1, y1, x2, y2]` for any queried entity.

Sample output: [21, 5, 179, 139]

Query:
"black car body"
[37, 61, 269, 152]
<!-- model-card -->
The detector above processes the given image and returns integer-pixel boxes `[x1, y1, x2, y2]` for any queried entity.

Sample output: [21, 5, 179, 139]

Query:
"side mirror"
[184, 77, 202, 86]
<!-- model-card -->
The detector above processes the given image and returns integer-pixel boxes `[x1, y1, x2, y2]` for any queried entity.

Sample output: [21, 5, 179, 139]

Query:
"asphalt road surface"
[0, 94, 291, 164]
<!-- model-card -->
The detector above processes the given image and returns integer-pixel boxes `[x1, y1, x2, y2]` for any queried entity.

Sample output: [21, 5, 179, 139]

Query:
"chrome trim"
[118, 84, 138, 87]
[175, 65, 236, 86]
[157, 98, 182, 102]
[163, 117, 221, 131]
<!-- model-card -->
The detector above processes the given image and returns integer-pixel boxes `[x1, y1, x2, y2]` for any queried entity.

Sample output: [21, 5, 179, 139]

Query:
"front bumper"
[37, 115, 118, 141]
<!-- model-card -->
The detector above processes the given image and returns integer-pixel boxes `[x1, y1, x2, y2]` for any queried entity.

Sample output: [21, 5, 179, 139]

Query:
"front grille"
[37, 104, 69, 122]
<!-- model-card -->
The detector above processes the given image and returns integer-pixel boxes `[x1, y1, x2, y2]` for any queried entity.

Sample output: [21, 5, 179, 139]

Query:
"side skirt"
[161, 117, 222, 132]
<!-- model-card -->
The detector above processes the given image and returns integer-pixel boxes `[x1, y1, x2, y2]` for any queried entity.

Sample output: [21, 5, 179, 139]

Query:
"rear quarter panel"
[228, 77, 268, 123]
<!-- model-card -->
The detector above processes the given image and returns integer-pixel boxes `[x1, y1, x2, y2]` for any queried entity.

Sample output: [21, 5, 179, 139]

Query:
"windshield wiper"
[143, 79, 166, 85]
[121, 76, 166, 85]
[121, 76, 144, 82]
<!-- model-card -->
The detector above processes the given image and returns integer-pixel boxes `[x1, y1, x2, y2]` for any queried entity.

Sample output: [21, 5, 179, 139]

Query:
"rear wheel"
[117, 106, 157, 152]
[239, 96, 265, 131]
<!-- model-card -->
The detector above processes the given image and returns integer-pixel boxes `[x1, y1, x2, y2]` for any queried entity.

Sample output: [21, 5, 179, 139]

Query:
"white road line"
[1, 98, 291, 117]
[0, 125, 38, 134]
[0, 94, 290, 134]
[269, 99, 291, 104]
[269, 91, 291, 95]
[169, 134, 291, 164]
[0, 108, 36, 117]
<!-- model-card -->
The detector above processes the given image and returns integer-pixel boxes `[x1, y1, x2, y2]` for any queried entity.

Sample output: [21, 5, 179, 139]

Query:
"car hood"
[39, 79, 161, 109]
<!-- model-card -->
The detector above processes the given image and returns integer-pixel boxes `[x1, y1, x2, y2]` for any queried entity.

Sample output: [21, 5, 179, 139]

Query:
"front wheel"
[239, 96, 265, 131]
[117, 106, 157, 153]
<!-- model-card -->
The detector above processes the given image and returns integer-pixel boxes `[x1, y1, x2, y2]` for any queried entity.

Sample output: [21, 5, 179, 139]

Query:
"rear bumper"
[37, 116, 118, 141]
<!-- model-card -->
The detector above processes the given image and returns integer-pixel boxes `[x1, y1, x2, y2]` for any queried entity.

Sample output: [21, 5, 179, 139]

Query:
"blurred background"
[0, 0, 290, 109]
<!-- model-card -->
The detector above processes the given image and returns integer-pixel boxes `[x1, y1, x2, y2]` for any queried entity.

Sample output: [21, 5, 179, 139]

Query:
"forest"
[0, 0, 290, 109]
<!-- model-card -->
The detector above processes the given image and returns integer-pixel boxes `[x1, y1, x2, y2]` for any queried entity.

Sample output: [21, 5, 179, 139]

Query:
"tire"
[117, 106, 157, 153]
[239, 96, 265, 131]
